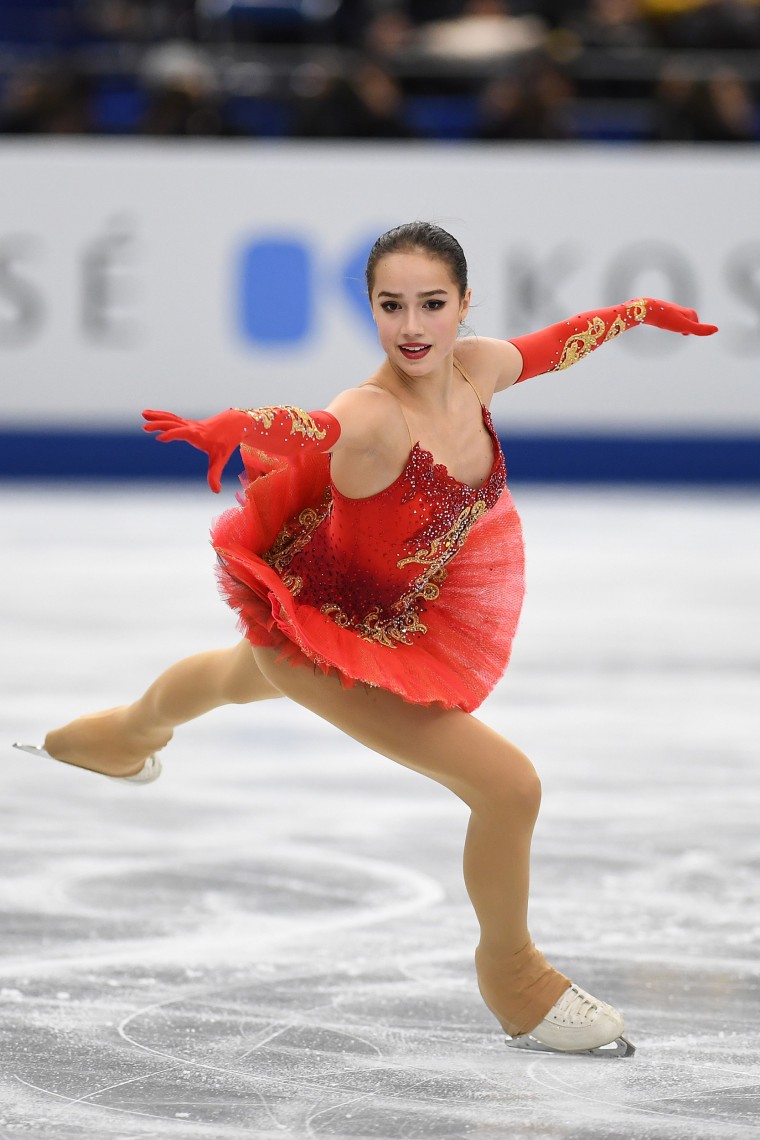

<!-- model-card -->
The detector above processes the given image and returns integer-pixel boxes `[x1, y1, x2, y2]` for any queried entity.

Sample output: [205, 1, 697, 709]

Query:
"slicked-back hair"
[365, 222, 468, 300]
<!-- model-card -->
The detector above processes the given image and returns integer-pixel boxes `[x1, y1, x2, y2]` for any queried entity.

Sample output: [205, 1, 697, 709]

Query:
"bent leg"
[251, 646, 569, 1035]
[44, 639, 281, 777]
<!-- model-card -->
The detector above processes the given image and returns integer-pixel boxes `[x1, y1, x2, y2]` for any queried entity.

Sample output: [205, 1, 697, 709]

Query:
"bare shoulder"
[326, 382, 412, 498]
[455, 336, 524, 399]
[325, 383, 405, 456]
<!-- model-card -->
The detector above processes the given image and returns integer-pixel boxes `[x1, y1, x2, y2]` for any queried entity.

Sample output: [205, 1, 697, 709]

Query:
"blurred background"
[0, 0, 758, 482]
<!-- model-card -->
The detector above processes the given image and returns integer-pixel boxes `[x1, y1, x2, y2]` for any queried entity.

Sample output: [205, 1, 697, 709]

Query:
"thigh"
[221, 638, 283, 702]
[251, 645, 538, 811]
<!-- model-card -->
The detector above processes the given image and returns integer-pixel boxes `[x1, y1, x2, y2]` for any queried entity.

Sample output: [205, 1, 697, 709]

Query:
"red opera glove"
[510, 297, 718, 383]
[142, 405, 341, 493]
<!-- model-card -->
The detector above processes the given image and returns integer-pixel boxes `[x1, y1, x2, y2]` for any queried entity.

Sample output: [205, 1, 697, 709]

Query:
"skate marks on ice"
[2, 486, 760, 1139]
[4, 950, 760, 1139]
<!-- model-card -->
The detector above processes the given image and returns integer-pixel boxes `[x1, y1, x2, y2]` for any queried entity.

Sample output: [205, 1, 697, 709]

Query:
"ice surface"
[2, 484, 759, 1139]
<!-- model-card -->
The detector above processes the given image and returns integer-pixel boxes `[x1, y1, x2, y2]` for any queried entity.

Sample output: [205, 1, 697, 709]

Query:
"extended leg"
[250, 645, 569, 1036]
[43, 639, 281, 777]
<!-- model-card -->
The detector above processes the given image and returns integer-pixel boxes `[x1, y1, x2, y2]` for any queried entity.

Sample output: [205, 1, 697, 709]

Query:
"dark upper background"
[0, 0, 759, 144]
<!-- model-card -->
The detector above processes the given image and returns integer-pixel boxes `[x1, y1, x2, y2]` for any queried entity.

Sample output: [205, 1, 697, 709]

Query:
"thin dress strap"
[361, 381, 415, 450]
[453, 356, 484, 406]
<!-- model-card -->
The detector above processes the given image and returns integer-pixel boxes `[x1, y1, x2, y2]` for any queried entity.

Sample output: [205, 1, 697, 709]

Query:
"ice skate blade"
[505, 1034, 635, 1058]
[12, 743, 161, 785]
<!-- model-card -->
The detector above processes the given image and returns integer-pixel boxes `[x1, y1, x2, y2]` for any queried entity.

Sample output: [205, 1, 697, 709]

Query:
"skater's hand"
[643, 299, 718, 337]
[142, 408, 250, 493]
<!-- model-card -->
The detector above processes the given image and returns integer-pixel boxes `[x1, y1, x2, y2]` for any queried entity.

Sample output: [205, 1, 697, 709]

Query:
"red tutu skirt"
[211, 445, 525, 713]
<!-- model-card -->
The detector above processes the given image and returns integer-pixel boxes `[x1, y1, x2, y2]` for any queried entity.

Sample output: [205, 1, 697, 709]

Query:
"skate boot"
[505, 983, 635, 1057]
[11, 743, 162, 785]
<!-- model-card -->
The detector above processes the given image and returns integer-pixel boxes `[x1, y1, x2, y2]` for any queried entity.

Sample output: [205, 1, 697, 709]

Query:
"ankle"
[118, 705, 174, 752]
[475, 940, 571, 1037]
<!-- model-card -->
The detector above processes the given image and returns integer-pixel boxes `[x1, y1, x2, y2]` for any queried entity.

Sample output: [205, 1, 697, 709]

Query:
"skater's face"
[369, 250, 471, 376]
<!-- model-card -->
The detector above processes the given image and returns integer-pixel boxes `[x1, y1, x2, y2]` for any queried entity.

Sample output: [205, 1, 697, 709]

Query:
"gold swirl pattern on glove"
[555, 316, 607, 371]
[556, 298, 649, 370]
[238, 405, 329, 441]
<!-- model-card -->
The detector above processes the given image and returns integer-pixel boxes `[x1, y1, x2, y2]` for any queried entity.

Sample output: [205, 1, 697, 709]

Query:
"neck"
[378, 354, 459, 408]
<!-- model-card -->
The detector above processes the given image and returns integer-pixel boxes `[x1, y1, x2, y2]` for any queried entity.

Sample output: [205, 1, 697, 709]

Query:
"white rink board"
[0, 141, 756, 433]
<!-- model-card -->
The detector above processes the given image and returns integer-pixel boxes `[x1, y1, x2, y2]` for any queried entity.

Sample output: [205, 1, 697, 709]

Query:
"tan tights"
[43, 639, 569, 1035]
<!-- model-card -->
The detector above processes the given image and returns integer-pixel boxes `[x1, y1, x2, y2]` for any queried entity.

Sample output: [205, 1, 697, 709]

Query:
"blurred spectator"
[694, 68, 758, 140]
[653, 59, 699, 139]
[294, 60, 411, 138]
[0, 64, 92, 134]
[362, 8, 415, 62]
[570, 0, 659, 49]
[654, 63, 758, 141]
[138, 42, 240, 135]
[140, 85, 239, 135]
[478, 59, 575, 138]
[417, 0, 548, 61]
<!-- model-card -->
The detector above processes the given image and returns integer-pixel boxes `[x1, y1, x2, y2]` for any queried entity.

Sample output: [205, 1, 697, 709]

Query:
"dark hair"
[365, 221, 468, 299]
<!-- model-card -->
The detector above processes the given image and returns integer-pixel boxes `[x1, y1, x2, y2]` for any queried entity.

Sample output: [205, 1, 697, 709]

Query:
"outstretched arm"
[476, 297, 718, 393]
[510, 297, 717, 384]
[142, 405, 341, 493]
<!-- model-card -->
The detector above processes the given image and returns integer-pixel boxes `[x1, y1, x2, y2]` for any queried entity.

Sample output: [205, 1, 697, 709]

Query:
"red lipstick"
[399, 343, 431, 361]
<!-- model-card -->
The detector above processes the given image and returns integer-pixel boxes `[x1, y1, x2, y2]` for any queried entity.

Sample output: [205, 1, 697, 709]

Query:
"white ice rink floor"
[1, 483, 759, 1140]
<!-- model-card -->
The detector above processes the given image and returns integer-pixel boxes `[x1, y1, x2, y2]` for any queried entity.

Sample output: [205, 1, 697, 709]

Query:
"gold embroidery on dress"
[236, 405, 328, 441]
[320, 601, 429, 648]
[321, 564, 450, 648]
[555, 317, 607, 370]
[317, 500, 486, 648]
[262, 496, 332, 595]
[398, 501, 487, 568]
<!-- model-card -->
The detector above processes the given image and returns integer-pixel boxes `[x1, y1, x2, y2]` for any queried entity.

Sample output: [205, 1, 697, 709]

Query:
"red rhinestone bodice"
[261, 404, 507, 648]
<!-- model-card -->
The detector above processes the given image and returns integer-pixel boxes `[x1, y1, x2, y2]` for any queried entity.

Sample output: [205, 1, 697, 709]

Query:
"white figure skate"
[12, 743, 162, 785]
[505, 983, 635, 1057]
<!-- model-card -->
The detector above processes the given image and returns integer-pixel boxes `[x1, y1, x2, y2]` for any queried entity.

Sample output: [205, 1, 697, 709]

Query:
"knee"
[476, 757, 542, 823]
[504, 761, 542, 820]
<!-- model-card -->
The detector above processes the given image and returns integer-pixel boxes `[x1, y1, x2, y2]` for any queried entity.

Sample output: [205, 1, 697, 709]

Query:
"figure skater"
[15, 222, 717, 1056]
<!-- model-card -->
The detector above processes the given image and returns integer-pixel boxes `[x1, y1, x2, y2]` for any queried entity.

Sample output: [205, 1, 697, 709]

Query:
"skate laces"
[547, 984, 601, 1027]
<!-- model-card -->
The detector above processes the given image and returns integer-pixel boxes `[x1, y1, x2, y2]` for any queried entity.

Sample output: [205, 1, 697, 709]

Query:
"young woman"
[16, 222, 717, 1056]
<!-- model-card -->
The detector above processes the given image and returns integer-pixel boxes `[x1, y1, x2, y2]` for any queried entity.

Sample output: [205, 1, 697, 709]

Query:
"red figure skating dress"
[211, 362, 524, 713]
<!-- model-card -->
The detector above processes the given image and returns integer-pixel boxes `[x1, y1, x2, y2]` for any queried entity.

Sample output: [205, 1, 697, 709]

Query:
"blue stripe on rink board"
[0, 431, 758, 485]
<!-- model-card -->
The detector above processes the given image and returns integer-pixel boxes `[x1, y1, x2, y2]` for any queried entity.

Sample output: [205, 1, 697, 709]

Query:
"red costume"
[210, 366, 523, 712]
[143, 297, 717, 713]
